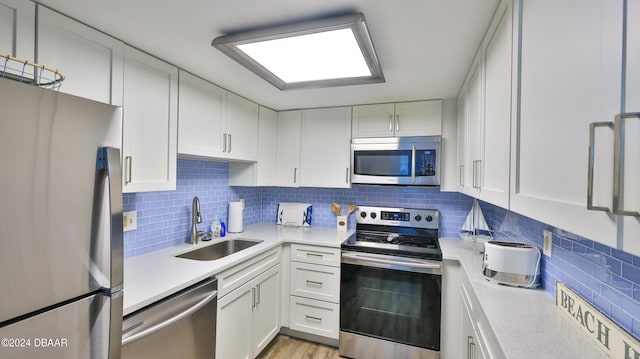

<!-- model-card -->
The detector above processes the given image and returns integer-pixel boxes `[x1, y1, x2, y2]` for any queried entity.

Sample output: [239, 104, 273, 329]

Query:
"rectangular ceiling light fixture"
[212, 13, 384, 90]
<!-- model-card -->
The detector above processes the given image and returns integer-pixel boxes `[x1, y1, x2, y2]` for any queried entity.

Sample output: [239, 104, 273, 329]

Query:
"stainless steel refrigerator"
[0, 78, 124, 358]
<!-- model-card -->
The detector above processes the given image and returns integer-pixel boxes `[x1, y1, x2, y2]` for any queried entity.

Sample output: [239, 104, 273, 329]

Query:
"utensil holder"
[337, 215, 347, 231]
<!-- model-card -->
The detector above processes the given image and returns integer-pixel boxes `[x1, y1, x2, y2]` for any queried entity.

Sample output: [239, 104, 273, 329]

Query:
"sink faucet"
[190, 196, 202, 245]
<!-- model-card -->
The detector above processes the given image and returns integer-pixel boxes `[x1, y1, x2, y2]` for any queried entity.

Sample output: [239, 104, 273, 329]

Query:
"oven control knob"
[360, 212, 367, 218]
[426, 215, 433, 222]
[370, 212, 377, 219]
[414, 215, 422, 222]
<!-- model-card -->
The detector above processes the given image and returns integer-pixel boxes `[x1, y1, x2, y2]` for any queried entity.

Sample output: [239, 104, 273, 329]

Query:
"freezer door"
[0, 293, 116, 358]
[0, 79, 122, 322]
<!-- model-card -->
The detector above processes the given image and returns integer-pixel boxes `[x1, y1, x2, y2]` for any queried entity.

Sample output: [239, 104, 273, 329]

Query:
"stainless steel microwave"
[351, 136, 441, 186]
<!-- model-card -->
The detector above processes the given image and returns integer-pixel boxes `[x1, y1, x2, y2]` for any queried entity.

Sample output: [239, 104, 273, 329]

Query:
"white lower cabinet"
[287, 244, 340, 340]
[216, 264, 280, 359]
[459, 272, 504, 359]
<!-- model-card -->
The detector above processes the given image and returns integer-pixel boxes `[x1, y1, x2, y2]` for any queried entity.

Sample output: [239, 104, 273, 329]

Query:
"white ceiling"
[36, 0, 500, 111]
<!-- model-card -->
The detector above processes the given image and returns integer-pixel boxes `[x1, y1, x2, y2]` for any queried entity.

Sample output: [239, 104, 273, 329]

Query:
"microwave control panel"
[416, 150, 436, 176]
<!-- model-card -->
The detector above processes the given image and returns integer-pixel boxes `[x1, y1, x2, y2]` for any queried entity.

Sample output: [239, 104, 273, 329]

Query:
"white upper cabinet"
[228, 106, 277, 186]
[352, 100, 442, 138]
[478, 0, 512, 208]
[456, 91, 467, 192]
[300, 107, 352, 188]
[225, 92, 259, 162]
[177, 71, 258, 162]
[177, 70, 226, 158]
[621, 0, 640, 256]
[463, 54, 482, 198]
[0, 0, 34, 60]
[255, 106, 277, 185]
[36, 6, 123, 106]
[511, 0, 622, 247]
[275, 110, 302, 187]
[122, 46, 178, 193]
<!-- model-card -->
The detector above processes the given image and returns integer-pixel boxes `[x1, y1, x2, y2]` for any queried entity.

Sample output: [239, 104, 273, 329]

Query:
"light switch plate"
[123, 210, 137, 232]
[543, 229, 552, 257]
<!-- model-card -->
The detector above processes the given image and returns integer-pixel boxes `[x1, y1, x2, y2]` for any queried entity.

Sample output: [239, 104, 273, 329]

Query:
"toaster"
[482, 240, 541, 288]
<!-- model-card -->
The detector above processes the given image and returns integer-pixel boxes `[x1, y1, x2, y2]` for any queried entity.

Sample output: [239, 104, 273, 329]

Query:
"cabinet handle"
[613, 113, 640, 216]
[346, 168, 350, 184]
[396, 114, 400, 132]
[587, 122, 614, 212]
[222, 133, 227, 153]
[124, 156, 132, 184]
[251, 287, 256, 309]
[306, 280, 323, 287]
[228, 134, 232, 153]
[389, 115, 393, 132]
[467, 336, 473, 359]
[306, 252, 323, 258]
[305, 315, 322, 322]
[459, 165, 465, 187]
[256, 284, 261, 305]
[293, 168, 297, 183]
[411, 145, 416, 183]
[472, 160, 481, 189]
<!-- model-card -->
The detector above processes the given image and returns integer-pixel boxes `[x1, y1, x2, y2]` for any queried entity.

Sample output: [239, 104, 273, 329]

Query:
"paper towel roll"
[228, 201, 244, 233]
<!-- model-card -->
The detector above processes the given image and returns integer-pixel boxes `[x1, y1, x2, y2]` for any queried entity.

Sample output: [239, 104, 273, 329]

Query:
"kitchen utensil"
[331, 202, 342, 216]
[347, 203, 356, 216]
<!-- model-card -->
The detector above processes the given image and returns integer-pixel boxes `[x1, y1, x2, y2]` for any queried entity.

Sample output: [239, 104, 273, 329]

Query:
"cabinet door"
[460, 294, 476, 359]
[226, 92, 259, 161]
[457, 91, 468, 191]
[479, 1, 512, 208]
[217, 280, 254, 359]
[253, 266, 280, 356]
[464, 55, 482, 197]
[300, 107, 351, 188]
[122, 46, 177, 193]
[177, 70, 226, 158]
[37, 6, 123, 106]
[256, 106, 277, 185]
[352, 103, 395, 138]
[394, 100, 442, 136]
[622, 0, 640, 255]
[275, 110, 301, 187]
[0, 0, 33, 59]
[511, 0, 621, 246]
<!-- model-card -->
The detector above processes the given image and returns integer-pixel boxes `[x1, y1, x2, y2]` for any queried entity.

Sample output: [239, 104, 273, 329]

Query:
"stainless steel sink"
[175, 239, 262, 261]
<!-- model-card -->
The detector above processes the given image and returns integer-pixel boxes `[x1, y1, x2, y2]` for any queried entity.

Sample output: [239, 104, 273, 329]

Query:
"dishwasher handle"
[122, 288, 217, 345]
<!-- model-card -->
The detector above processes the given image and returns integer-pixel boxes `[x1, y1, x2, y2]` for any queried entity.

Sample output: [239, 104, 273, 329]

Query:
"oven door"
[351, 136, 441, 186]
[340, 251, 441, 358]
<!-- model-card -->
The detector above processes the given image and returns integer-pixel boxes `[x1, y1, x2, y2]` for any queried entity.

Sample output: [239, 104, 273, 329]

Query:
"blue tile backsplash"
[482, 202, 640, 340]
[124, 158, 640, 341]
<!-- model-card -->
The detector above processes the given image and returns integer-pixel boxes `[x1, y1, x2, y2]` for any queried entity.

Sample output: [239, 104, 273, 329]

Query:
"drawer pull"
[306, 253, 323, 258]
[306, 280, 323, 287]
[305, 315, 322, 322]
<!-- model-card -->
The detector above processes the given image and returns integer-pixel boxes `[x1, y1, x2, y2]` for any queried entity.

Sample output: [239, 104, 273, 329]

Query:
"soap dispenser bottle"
[212, 217, 221, 238]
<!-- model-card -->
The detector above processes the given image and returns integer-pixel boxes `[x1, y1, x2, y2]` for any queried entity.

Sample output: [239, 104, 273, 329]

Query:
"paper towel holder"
[228, 200, 244, 233]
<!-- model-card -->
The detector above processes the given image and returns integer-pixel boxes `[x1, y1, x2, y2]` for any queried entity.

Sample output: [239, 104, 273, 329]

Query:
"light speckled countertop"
[123, 224, 353, 315]
[440, 238, 605, 359]
[124, 226, 603, 358]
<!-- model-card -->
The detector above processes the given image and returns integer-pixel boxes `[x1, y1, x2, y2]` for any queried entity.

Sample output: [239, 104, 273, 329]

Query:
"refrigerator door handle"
[94, 147, 124, 359]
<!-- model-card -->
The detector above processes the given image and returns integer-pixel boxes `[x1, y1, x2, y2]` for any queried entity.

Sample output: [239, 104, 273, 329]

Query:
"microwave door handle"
[411, 145, 416, 183]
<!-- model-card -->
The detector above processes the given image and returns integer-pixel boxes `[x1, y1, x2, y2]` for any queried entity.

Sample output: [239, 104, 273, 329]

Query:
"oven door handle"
[342, 251, 442, 275]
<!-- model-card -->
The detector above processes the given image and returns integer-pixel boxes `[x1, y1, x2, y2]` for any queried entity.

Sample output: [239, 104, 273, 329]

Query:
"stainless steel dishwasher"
[122, 277, 217, 359]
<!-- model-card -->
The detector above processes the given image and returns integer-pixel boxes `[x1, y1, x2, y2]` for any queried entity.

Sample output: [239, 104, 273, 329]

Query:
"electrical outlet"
[123, 210, 137, 232]
[543, 229, 552, 257]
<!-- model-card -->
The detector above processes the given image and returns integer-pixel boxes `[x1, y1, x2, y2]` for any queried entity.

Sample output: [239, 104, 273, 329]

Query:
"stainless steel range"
[340, 206, 442, 359]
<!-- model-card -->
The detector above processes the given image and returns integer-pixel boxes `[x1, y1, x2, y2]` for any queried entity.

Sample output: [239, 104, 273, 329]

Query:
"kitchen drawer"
[289, 296, 339, 339]
[217, 247, 281, 298]
[290, 244, 340, 267]
[476, 304, 505, 359]
[290, 262, 340, 303]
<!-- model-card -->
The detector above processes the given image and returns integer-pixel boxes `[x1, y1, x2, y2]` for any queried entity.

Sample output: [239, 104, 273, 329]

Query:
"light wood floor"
[255, 335, 341, 359]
